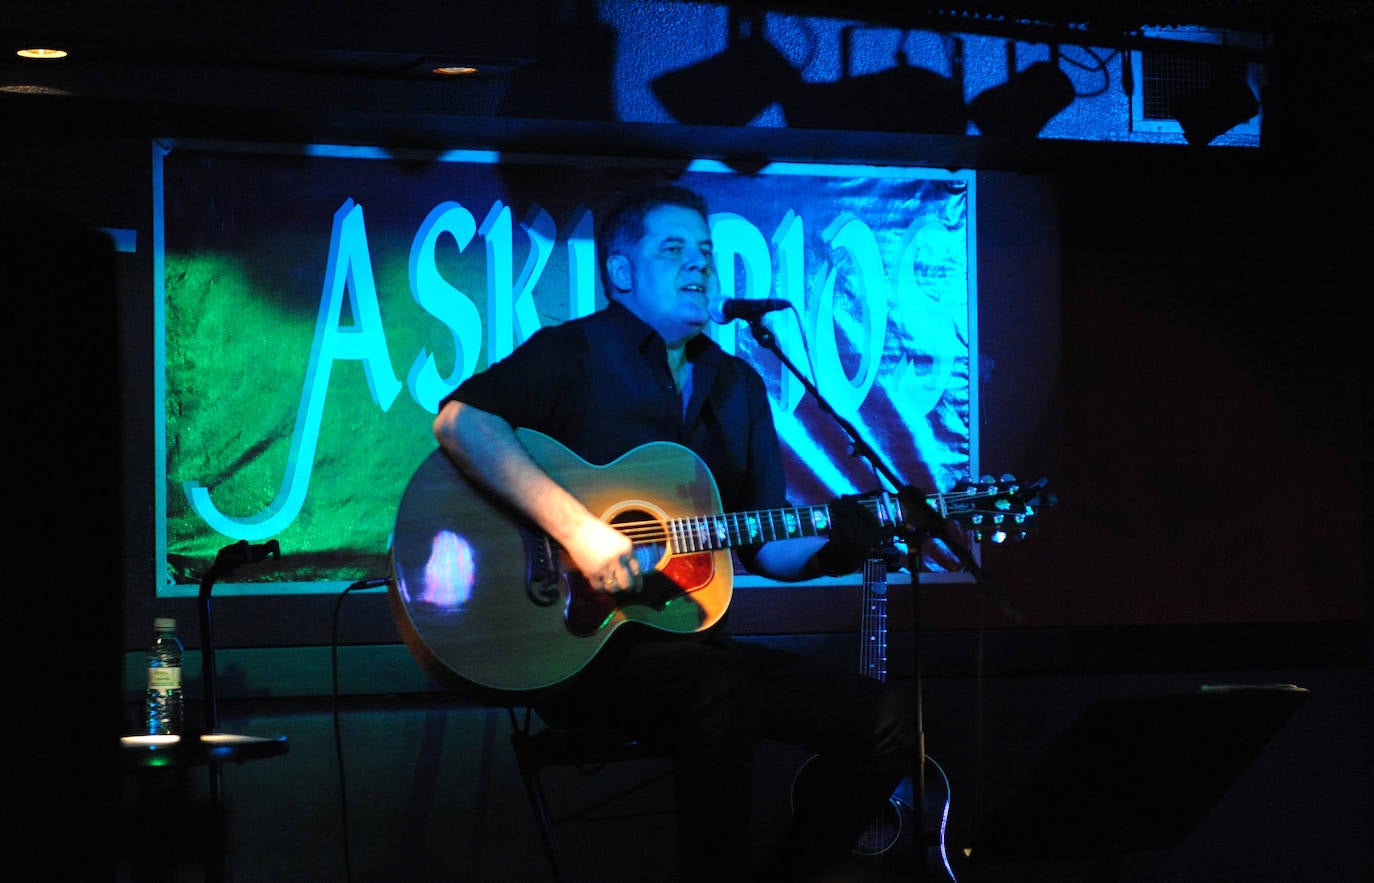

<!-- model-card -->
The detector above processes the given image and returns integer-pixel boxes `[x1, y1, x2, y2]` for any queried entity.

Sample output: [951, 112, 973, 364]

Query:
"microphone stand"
[742, 314, 1017, 876]
[199, 539, 282, 737]
[188, 539, 285, 883]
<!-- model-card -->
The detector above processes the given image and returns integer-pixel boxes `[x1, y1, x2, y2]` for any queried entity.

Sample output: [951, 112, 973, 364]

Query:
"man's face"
[611, 204, 718, 348]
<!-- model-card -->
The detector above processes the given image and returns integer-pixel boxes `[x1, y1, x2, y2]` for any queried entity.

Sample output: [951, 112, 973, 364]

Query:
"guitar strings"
[586, 486, 1009, 549]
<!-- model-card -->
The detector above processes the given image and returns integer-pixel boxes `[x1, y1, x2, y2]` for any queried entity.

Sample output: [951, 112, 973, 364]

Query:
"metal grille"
[1141, 51, 1250, 120]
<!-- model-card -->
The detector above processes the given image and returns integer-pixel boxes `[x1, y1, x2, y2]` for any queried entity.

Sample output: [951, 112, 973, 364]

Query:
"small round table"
[121, 732, 289, 768]
[121, 732, 289, 882]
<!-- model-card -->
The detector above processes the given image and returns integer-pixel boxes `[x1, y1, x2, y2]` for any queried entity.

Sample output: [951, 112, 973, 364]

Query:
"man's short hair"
[596, 185, 709, 299]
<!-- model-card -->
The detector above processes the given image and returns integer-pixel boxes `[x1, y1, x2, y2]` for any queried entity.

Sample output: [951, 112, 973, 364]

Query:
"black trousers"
[536, 630, 915, 882]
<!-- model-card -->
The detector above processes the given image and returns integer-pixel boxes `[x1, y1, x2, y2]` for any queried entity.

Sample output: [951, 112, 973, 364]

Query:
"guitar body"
[858, 773, 917, 858]
[787, 554, 954, 873]
[389, 428, 1043, 699]
[389, 429, 733, 694]
[790, 756, 920, 858]
[783, 476, 1051, 877]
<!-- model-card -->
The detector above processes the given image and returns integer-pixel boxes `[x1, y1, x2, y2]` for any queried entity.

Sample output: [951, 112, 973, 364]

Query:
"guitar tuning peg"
[979, 474, 995, 484]
[1000, 473, 1016, 483]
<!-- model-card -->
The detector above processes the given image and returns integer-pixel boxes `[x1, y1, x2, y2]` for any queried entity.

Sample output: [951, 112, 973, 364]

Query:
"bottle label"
[148, 667, 182, 689]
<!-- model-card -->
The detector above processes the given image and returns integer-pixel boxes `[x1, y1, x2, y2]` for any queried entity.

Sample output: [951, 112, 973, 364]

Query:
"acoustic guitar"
[789, 552, 922, 859]
[388, 427, 1040, 694]
[790, 484, 1049, 875]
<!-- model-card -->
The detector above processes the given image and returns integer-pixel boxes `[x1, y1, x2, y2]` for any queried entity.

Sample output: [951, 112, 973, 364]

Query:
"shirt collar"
[602, 300, 720, 364]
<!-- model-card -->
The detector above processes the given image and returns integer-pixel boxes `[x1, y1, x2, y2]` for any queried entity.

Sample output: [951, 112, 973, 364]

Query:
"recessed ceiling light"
[17, 48, 69, 60]
[431, 64, 478, 76]
[0, 84, 74, 95]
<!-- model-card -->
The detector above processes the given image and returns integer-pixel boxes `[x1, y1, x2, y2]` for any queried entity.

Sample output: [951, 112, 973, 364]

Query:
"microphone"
[708, 298, 792, 323]
[213, 539, 281, 569]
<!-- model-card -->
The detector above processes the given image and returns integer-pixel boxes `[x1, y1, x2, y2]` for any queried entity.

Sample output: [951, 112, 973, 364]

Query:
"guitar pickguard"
[563, 506, 701, 637]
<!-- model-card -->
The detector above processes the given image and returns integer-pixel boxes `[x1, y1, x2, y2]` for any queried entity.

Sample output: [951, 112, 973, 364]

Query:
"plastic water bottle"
[145, 617, 184, 735]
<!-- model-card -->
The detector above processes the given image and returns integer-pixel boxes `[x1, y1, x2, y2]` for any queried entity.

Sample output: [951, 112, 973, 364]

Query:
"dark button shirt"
[446, 301, 787, 524]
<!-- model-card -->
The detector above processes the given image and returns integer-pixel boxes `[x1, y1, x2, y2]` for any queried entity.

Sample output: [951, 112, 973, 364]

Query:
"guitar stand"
[744, 315, 1020, 880]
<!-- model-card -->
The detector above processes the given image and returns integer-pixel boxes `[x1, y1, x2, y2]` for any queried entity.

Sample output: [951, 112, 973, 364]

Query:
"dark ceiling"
[5, 0, 1373, 75]
[3, 0, 1369, 166]
[689, 3, 1374, 53]
[784, 1, 1374, 37]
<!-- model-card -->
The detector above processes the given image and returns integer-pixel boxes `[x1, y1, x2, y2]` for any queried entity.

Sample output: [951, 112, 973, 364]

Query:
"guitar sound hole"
[854, 797, 910, 856]
[609, 508, 667, 575]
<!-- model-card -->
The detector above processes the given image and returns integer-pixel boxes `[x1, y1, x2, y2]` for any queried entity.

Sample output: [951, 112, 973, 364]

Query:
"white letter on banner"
[893, 218, 957, 417]
[408, 201, 483, 414]
[514, 204, 556, 331]
[565, 207, 597, 319]
[705, 213, 773, 357]
[771, 210, 808, 416]
[480, 202, 551, 363]
[185, 197, 403, 540]
[480, 201, 515, 363]
[812, 213, 888, 419]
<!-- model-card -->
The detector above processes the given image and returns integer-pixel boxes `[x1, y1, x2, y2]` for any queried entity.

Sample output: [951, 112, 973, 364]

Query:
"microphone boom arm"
[740, 316, 1016, 612]
[741, 312, 1020, 869]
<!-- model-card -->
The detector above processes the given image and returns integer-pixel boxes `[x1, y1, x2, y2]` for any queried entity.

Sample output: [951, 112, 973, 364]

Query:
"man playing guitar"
[428, 184, 911, 882]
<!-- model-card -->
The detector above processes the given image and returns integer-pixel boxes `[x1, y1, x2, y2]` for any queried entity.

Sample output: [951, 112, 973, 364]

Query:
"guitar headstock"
[943, 474, 1056, 543]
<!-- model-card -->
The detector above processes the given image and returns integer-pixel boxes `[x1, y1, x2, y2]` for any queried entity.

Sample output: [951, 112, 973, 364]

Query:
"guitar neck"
[665, 493, 909, 553]
[858, 556, 889, 683]
[656, 475, 1042, 556]
[667, 504, 832, 552]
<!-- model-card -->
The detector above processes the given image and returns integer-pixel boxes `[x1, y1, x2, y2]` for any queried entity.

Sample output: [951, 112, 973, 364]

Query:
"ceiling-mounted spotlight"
[1172, 79, 1259, 146]
[651, 10, 799, 127]
[784, 30, 966, 135]
[785, 61, 966, 133]
[968, 44, 1075, 139]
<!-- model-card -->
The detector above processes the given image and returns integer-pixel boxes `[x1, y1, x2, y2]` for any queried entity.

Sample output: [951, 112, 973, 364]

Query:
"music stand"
[966, 684, 1308, 881]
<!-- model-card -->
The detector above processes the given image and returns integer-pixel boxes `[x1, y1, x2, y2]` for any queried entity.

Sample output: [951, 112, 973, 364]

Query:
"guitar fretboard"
[668, 504, 835, 553]
[661, 482, 1029, 555]
[664, 492, 921, 554]
[859, 556, 889, 683]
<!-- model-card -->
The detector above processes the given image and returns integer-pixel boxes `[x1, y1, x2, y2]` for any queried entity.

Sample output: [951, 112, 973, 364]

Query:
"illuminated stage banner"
[157, 142, 975, 596]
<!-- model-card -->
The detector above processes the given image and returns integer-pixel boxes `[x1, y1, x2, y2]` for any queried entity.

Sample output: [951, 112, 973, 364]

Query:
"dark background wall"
[3, 1, 1366, 651]
[1, 1, 1368, 880]
[4, 130, 1362, 883]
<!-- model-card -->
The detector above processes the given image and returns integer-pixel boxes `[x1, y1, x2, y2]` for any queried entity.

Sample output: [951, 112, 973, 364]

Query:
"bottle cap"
[154, 617, 176, 631]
